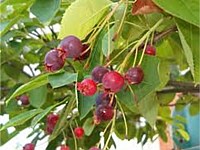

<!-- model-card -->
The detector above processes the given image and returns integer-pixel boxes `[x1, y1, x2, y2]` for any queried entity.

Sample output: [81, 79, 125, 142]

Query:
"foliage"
[0, 0, 199, 149]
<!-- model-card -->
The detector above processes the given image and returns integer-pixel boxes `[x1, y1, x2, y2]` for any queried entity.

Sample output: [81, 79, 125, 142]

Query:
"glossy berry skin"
[125, 67, 144, 84]
[46, 113, 59, 134]
[145, 45, 156, 56]
[95, 93, 116, 107]
[77, 78, 97, 96]
[44, 49, 65, 72]
[18, 95, 29, 105]
[95, 105, 114, 121]
[60, 145, 70, 150]
[91, 66, 109, 83]
[58, 35, 83, 59]
[74, 127, 84, 138]
[23, 143, 35, 150]
[76, 44, 90, 60]
[102, 71, 124, 93]
[89, 147, 100, 150]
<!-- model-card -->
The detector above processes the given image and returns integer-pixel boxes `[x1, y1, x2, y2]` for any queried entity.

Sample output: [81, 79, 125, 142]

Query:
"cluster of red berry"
[45, 113, 59, 134]
[44, 35, 90, 72]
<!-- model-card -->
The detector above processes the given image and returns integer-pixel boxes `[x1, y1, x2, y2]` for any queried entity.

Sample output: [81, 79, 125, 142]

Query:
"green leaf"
[29, 85, 47, 108]
[0, 16, 21, 36]
[83, 118, 95, 136]
[132, 56, 160, 101]
[176, 19, 200, 83]
[48, 72, 77, 88]
[139, 93, 159, 127]
[156, 120, 168, 142]
[6, 74, 49, 104]
[58, 0, 112, 40]
[177, 129, 190, 141]
[153, 0, 199, 27]
[102, 25, 115, 57]
[0, 109, 42, 131]
[189, 102, 200, 116]
[78, 93, 96, 120]
[30, 0, 61, 24]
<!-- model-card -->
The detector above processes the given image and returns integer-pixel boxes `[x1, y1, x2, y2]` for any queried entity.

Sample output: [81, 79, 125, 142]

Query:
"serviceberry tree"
[0, 0, 199, 150]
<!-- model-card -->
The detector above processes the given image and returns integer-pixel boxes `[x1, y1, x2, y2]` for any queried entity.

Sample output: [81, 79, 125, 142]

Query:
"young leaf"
[83, 118, 95, 136]
[48, 72, 78, 88]
[6, 73, 49, 104]
[58, 0, 112, 40]
[30, 0, 61, 24]
[153, 0, 199, 27]
[177, 129, 190, 141]
[0, 109, 42, 131]
[176, 19, 200, 83]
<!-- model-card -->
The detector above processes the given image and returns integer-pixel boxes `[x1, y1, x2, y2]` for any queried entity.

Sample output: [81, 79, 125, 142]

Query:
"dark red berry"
[91, 66, 109, 83]
[77, 78, 97, 96]
[145, 45, 156, 56]
[89, 147, 100, 150]
[124, 67, 144, 84]
[18, 95, 29, 105]
[95, 105, 114, 121]
[58, 35, 83, 59]
[60, 145, 70, 150]
[47, 113, 59, 125]
[76, 44, 90, 60]
[23, 143, 35, 150]
[46, 113, 59, 134]
[102, 71, 124, 93]
[74, 127, 84, 138]
[44, 49, 65, 72]
[96, 93, 116, 107]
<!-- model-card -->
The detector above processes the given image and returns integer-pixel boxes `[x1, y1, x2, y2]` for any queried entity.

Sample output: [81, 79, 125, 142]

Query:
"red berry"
[145, 45, 156, 56]
[19, 95, 29, 105]
[23, 143, 35, 150]
[124, 66, 144, 84]
[44, 49, 65, 72]
[91, 66, 109, 83]
[46, 113, 59, 134]
[89, 147, 100, 150]
[95, 93, 116, 107]
[58, 35, 83, 59]
[74, 127, 84, 138]
[75, 44, 90, 60]
[77, 78, 97, 96]
[60, 145, 70, 150]
[95, 105, 114, 121]
[102, 71, 124, 93]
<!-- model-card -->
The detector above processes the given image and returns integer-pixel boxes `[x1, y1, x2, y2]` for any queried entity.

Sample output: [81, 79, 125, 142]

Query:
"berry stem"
[102, 109, 116, 150]
[132, 47, 138, 67]
[119, 18, 164, 72]
[138, 35, 149, 66]
[117, 101, 128, 137]
[70, 124, 78, 150]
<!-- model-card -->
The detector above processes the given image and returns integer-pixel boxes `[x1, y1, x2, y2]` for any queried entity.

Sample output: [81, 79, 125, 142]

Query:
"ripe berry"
[102, 71, 124, 93]
[95, 105, 114, 121]
[91, 66, 109, 83]
[75, 44, 90, 60]
[60, 145, 70, 150]
[23, 143, 35, 150]
[18, 95, 29, 105]
[58, 35, 83, 59]
[46, 113, 59, 134]
[145, 45, 156, 56]
[124, 67, 144, 84]
[89, 147, 100, 150]
[77, 78, 97, 96]
[44, 49, 65, 72]
[95, 93, 116, 107]
[74, 127, 84, 138]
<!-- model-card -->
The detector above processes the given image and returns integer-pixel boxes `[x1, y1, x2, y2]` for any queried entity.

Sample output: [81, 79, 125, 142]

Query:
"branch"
[158, 80, 200, 94]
